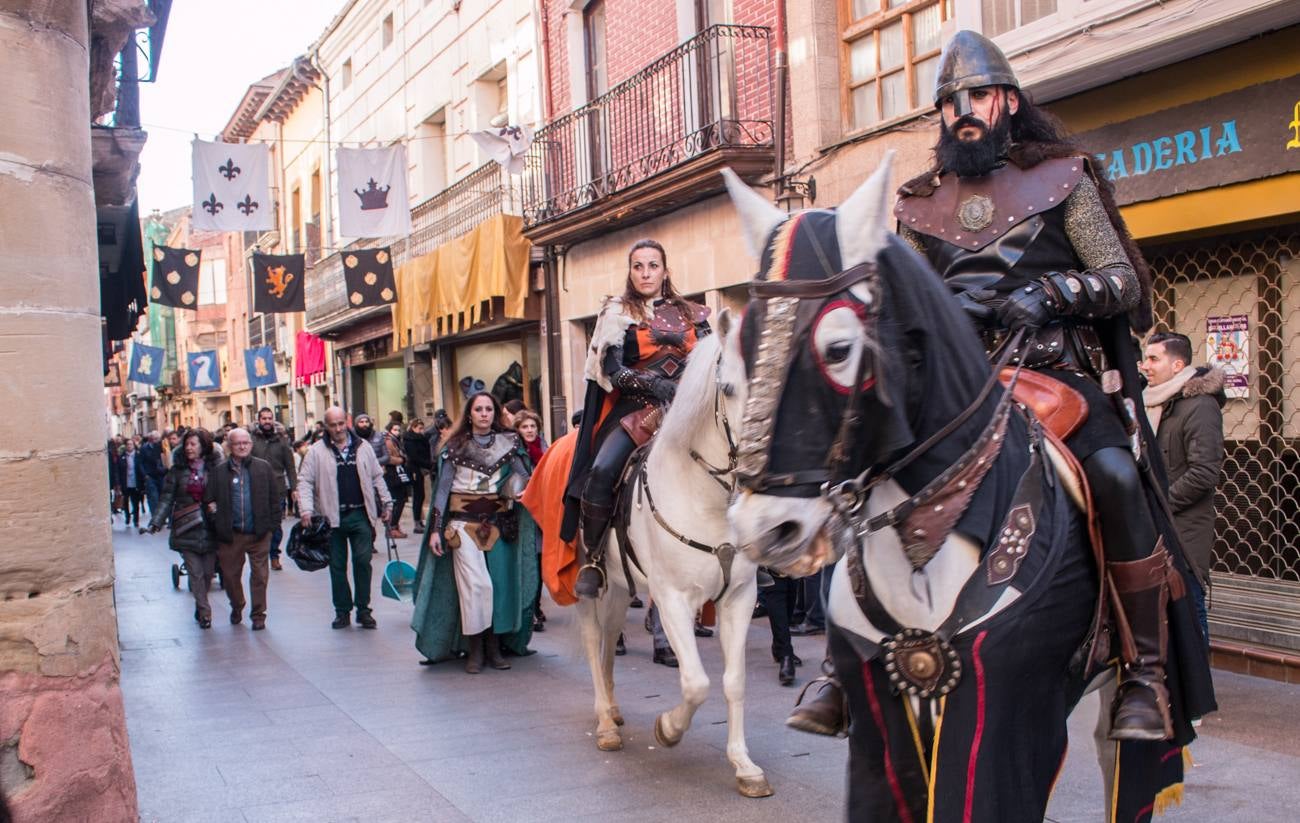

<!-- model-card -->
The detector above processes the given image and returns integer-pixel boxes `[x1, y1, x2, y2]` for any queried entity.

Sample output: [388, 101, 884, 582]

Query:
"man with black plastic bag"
[298, 407, 393, 630]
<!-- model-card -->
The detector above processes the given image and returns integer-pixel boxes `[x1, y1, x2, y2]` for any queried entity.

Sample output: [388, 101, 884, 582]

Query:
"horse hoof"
[653, 714, 680, 748]
[611, 708, 625, 727]
[596, 729, 623, 751]
[737, 775, 774, 798]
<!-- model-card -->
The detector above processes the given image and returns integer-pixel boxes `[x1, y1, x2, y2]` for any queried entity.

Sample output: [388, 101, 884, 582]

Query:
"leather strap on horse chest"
[637, 459, 736, 601]
[844, 440, 1046, 697]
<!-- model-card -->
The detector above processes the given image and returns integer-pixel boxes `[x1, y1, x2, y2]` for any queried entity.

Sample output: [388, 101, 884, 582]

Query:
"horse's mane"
[656, 329, 723, 453]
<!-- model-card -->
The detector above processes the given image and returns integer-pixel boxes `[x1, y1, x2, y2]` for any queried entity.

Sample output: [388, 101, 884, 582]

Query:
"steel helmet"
[933, 30, 1020, 116]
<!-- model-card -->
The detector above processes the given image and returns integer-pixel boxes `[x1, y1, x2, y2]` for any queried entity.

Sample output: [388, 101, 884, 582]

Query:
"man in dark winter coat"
[205, 428, 281, 630]
[1142, 332, 1226, 643]
[252, 407, 298, 570]
[138, 432, 168, 520]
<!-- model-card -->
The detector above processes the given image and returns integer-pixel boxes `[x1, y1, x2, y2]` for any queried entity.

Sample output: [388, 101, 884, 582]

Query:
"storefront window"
[443, 327, 542, 417]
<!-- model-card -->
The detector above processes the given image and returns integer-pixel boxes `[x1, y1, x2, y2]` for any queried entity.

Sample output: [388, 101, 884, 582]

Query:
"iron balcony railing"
[305, 162, 520, 333]
[522, 24, 773, 229]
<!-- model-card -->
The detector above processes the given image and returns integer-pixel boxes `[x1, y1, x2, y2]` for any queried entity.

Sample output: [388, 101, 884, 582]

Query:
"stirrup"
[575, 562, 607, 598]
[787, 675, 849, 738]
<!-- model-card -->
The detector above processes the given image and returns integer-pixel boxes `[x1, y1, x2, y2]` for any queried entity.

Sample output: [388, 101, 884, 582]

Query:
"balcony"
[305, 162, 519, 336]
[522, 24, 774, 246]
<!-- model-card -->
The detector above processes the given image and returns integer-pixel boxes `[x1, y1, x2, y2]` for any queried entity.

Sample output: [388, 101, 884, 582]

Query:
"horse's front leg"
[577, 594, 624, 751]
[652, 590, 709, 748]
[717, 575, 773, 798]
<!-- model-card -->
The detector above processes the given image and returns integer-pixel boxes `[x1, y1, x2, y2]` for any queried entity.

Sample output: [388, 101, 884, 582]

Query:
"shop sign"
[1206, 314, 1249, 399]
[1074, 74, 1300, 206]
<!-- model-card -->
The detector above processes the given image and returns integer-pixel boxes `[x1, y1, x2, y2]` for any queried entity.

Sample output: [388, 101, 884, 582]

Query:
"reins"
[628, 346, 742, 600]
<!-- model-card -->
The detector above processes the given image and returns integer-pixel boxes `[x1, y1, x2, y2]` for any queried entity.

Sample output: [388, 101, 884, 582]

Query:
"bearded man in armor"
[792, 31, 1214, 746]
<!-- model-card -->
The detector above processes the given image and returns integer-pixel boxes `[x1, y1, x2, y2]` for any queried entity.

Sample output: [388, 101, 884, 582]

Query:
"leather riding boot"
[575, 500, 614, 599]
[787, 658, 849, 737]
[1108, 541, 1174, 741]
[464, 632, 485, 674]
[484, 633, 511, 670]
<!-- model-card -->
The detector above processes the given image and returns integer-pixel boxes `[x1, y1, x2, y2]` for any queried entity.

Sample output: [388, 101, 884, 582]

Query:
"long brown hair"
[444, 391, 505, 450]
[621, 239, 694, 322]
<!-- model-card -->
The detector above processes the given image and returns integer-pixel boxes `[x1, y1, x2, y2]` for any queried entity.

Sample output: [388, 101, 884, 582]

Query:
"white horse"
[574, 313, 774, 798]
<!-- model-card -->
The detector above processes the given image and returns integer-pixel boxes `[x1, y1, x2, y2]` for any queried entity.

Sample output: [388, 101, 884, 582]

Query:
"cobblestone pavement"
[114, 519, 1298, 822]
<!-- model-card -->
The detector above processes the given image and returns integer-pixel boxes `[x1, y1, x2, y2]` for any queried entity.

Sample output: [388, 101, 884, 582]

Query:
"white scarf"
[1142, 365, 1197, 431]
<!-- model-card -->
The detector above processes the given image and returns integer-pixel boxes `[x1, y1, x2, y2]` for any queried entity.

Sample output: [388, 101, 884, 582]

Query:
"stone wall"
[0, 1, 140, 820]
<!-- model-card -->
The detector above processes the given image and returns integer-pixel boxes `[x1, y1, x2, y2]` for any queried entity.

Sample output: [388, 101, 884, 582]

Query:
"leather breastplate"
[897, 160, 1107, 375]
[629, 301, 708, 381]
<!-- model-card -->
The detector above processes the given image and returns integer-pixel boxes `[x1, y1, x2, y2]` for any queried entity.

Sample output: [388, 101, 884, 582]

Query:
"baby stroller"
[171, 560, 223, 591]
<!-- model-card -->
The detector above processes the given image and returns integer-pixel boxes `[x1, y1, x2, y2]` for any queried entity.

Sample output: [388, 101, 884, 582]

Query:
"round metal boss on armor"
[882, 627, 963, 698]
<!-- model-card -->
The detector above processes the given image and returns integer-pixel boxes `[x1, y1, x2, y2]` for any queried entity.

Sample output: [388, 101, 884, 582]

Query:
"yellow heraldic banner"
[392, 214, 532, 348]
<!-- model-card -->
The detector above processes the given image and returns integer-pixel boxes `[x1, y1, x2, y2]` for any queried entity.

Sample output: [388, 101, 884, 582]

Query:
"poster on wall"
[1206, 314, 1249, 399]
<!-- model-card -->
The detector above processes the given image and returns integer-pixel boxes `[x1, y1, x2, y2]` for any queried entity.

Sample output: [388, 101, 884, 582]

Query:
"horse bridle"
[735, 262, 881, 493]
[688, 347, 740, 492]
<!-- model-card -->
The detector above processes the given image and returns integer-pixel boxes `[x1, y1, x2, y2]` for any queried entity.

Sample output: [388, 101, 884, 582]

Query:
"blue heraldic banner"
[187, 350, 221, 392]
[244, 346, 278, 389]
[129, 343, 166, 385]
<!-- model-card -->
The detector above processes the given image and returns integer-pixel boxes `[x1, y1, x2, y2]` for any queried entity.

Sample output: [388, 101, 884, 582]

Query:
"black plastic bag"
[286, 517, 332, 572]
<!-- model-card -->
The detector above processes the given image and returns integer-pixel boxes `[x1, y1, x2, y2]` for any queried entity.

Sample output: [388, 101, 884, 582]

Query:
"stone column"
[0, 2, 138, 820]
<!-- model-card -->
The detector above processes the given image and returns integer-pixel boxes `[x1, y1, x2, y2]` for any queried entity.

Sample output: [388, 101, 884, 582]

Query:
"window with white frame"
[417, 107, 450, 199]
[382, 13, 394, 48]
[199, 258, 227, 305]
[982, 0, 1056, 38]
[842, 0, 951, 132]
[341, 58, 353, 90]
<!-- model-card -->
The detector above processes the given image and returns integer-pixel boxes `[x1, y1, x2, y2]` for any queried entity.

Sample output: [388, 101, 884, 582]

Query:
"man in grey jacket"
[298, 407, 393, 630]
[1141, 331, 1226, 645]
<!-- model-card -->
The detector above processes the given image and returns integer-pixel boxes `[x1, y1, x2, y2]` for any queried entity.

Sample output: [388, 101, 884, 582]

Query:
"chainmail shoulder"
[898, 224, 928, 256]
[1063, 175, 1140, 312]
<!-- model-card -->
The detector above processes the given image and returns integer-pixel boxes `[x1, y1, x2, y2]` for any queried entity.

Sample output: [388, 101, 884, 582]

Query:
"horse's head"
[725, 154, 994, 576]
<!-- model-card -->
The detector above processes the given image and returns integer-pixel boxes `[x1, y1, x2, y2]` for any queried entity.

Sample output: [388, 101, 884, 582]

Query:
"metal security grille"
[1146, 228, 1300, 648]
[1147, 229, 1300, 580]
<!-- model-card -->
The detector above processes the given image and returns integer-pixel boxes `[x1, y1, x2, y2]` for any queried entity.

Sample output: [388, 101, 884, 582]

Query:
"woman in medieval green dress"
[410, 391, 538, 672]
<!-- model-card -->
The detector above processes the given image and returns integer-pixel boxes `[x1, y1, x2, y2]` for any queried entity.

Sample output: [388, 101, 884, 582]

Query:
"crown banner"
[342, 247, 398, 308]
[129, 342, 166, 385]
[251, 252, 306, 314]
[336, 145, 412, 239]
[244, 345, 278, 389]
[149, 245, 201, 309]
[186, 350, 222, 392]
[191, 140, 273, 232]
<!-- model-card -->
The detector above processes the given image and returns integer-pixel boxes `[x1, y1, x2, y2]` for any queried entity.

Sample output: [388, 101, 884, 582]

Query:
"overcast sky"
[136, 1, 345, 214]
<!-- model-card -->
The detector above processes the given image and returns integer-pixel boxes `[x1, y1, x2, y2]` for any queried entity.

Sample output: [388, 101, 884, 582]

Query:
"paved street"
[114, 519, 1299, 822]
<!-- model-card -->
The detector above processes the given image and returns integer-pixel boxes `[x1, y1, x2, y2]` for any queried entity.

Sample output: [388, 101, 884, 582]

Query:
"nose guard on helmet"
[948, 89, 974, 118]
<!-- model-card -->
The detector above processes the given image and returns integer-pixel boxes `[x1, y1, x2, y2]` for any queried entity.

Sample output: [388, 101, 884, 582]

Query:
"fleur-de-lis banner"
[251, 252, 306, 314]
[149, 245, 201, 309]
[191, 139, 273, 232]
[243, 345, 278, 389]
[342, 247, 398, 307]
[186, 350, 221, 392]
[336, 145, 412, 238]
[129, 342, 166, 385]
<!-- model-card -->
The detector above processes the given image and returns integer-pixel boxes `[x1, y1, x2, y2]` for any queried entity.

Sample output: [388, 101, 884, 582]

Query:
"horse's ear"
[717, 307, 732, 337]
[721, 167, 785, 261]
[837, 150, 896, 269]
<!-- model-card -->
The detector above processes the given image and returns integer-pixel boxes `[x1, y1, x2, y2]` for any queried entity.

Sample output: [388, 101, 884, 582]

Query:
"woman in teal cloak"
[411, 391, 538, 672]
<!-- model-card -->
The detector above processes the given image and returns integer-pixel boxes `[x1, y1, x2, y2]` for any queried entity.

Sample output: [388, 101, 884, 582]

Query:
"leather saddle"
[998, 367, 1087, 442]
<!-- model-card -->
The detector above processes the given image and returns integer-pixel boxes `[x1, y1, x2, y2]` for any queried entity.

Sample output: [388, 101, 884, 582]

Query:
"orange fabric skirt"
[520, 430, 580, 606]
